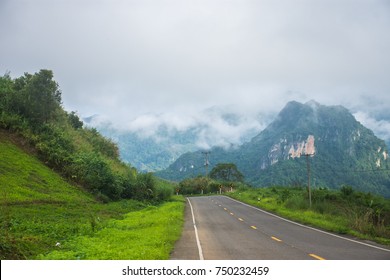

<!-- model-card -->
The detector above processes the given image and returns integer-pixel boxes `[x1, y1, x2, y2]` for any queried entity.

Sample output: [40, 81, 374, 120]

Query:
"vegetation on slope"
[0, 70, 184, 259]
[0, 70, 172, 202]
[0, 112, 183, 260]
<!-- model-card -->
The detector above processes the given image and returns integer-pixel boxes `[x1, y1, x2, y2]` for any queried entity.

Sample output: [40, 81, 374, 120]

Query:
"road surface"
[170, 196, 390, 260]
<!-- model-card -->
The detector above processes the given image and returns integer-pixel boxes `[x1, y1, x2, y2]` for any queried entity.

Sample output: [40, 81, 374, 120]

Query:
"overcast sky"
[1, 0, 390, 144]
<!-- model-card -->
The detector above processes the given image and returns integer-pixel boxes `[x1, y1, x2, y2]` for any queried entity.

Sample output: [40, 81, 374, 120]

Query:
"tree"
[68, 111, 83, 129]
[0, 72, 14, 112]
[209, 163, 244, 182]
[14, 69, 62, 125]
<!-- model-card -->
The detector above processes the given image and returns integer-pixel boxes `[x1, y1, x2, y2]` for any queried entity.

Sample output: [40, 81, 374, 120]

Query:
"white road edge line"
[224, 196, 390, 253]
[187, 197, 204, 260]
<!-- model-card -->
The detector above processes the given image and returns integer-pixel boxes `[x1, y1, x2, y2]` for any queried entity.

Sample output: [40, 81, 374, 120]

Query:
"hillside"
[0, 132, 95, 207]
[0, 70, 172, 202]
[0, 134, 183, 259]
[157, 101, 390, 197]
[0, 134, 97, 258]
[0, 70, 181, 259]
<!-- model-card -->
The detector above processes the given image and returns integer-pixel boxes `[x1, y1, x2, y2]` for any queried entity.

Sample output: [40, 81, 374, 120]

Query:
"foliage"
[67, 111, 83, 129]
[179, 176, 212, 195]
[178, 176, 245, 195]
[0, 69, 182, 260]
[11, 70, 62, 126]
[209, 162, 244, 182]
[0, 137, 183, 259]
[0, 70, 174, 202]
[71, 152, 122, 200]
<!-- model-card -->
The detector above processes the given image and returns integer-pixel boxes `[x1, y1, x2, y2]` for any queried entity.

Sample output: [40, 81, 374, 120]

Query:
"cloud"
[354, 112, 390, 145]
[88, 104, 270, 149]
[1, 0, 390, 139]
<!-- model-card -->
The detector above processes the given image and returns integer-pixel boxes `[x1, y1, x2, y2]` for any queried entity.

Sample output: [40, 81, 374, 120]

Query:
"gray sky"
[1, 0, 390, 144]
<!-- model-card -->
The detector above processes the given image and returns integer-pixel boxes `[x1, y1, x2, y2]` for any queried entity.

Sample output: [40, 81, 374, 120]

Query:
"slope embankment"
[0, 134, 184, 259]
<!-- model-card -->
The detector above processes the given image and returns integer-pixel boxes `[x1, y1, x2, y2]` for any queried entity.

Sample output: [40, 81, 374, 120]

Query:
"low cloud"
[2, 0, 389, 147]
[88, 105, 271, 149]
[354, 111, 390, 145]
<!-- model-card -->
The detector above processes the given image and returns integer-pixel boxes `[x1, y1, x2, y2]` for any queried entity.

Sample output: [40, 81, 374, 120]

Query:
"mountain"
[84, 108, 266, 172]
[157, 101, 390, 197]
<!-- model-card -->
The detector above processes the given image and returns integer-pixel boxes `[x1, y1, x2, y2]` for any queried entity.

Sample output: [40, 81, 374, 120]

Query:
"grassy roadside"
[226, 186, 390, 245]
[0, 137, 185, 260]
[40, 196, 185, 260]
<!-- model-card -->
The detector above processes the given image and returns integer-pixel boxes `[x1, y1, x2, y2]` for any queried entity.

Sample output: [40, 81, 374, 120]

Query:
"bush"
[0, 112, 29, 132]
[285, 195, 309, 210]
[71, 152, 123, 200]
[155, 182, 173, 202]
[340, 185, 354, 197]
[133, 173, 156, 201]
[34, 124, 75, 170]
[83, 128, 119, 159]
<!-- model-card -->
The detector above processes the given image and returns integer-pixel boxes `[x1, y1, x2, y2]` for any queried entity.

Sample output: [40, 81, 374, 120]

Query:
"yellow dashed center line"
[271, 236, 282, 242]
[216, 200, 326, 259]
[309, 254, 326, 260]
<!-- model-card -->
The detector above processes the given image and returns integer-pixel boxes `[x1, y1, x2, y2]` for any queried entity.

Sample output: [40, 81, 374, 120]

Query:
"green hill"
[0, 135, 183, 260]
[0, 70, 183, 259]
[0, 134, 122, 258]
[0, 132, 96, 205]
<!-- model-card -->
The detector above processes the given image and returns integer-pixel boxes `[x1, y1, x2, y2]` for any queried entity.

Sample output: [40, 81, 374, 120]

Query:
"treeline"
[0, 70, 172, 202]
[178, 163, 245, 195]
[179, 176, 246, 195]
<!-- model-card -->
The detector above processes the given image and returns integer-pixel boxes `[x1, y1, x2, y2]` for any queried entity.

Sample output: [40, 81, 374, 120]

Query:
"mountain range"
[83, 107, 267, 172]
[156, 101, 390, 197]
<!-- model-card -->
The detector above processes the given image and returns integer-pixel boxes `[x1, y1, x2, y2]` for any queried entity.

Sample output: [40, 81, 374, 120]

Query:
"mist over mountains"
[85, 100, 390, 174]
[84, 106, 272, 172]
[156, 101, 390, 197]
[85, 100, 390, 197]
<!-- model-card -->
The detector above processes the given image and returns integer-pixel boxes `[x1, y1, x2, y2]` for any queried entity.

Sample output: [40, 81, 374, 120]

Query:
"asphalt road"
[170, 196, 390, 260]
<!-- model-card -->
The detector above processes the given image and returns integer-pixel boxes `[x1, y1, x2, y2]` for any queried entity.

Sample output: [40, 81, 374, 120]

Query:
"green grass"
[40, 197, 185, 260]
[0, 137, 185, 259]
[0, 140, 93, 205]
[227, 186, 390, 245]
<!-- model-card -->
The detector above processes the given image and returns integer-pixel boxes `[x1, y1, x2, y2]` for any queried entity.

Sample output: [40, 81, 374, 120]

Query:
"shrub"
[71, 152, 123, 200]
[340, 185, 354, 197]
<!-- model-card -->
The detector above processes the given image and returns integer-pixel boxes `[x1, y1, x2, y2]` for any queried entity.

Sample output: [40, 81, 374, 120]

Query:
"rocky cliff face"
[259, 135, 315, 170]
